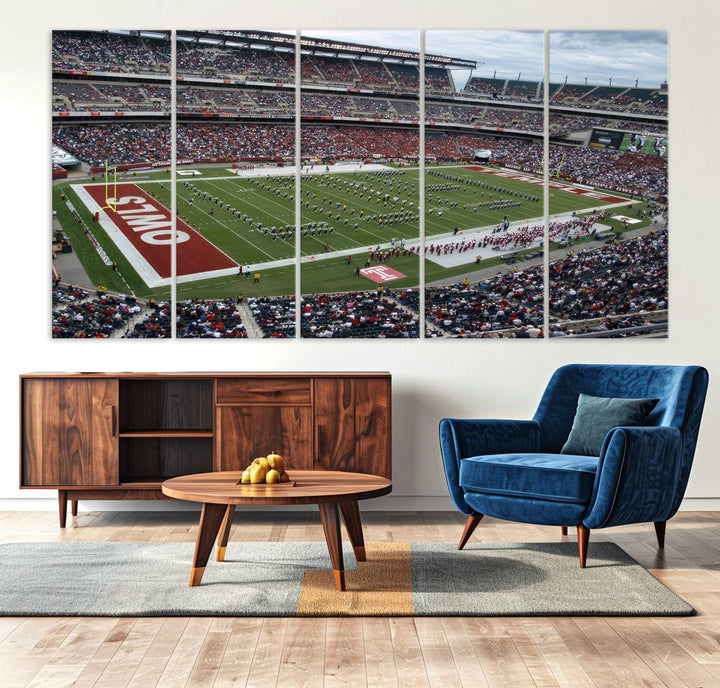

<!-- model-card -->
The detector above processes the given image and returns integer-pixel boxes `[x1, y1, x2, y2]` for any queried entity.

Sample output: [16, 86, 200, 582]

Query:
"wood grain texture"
[339, 499, 366, 561]
[216, 377, 311, 405]
[0, 511, 719, 687]
[353, 377, 392, 479]
[217, 406, 313, 471]
[458, 512, 483, 550]
[215, 505, 235, 562]
[162, 470, 392, 506]
[189, 502, 228, 586]
[21, 374, 392, 519]
[318, 501, 345, 591]
[22, 378, 118, 487]
[314, 376, 391, 478]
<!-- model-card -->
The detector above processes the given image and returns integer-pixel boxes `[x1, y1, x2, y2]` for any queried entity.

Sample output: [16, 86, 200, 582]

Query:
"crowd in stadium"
[53, 81, 170, 112]
[52, 286, 252, 338]
[53, 78, 664, 142]
[52, 284, 142, 338]
[244, 293, 423, 339]
[53, 31, 667, 117]
[549, 229, 668, 324]
[124, 301, 172, 338]
[424, 266, 544, 337]
[51, 224, 667, 339]
[177, 41, 293, 81]
[54, 119, 667, 198]
[246, 296, 296, 338]
[176, 298, 248, 338]
[463, 76, 667, 115]
[52, 31, 169, 75]
[298, 292, 419, 338]
[53, 122, 170, 167]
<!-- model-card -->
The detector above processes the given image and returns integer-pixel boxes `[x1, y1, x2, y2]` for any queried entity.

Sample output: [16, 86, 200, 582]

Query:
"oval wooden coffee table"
[162, 470, 392, 591]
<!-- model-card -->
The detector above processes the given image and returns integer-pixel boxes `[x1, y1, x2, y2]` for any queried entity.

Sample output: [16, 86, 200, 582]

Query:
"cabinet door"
[314, 377, 391, 478]
[22, 378, 119, 486]
[218, 406, 313, 471]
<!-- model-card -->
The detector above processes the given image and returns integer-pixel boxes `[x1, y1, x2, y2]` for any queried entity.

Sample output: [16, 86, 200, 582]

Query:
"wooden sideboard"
[20, 372, 391, 526]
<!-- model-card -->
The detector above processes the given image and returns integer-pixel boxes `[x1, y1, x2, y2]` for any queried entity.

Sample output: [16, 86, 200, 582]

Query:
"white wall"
[1, 0, 718, 511]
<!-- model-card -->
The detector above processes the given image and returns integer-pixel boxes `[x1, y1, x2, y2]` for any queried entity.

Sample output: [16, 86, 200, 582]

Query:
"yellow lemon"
[266, 469, 280, 484]
[240, 468, 251, 484]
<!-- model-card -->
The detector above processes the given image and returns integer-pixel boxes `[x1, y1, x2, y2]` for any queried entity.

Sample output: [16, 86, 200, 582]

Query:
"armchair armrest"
[584, 425, 683, 529]
[439, 418, 540, 515]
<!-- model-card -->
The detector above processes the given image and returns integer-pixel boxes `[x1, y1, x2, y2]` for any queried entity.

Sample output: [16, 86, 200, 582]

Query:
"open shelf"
[119, 437, 213, 483]
[117, 378, 215, 483]
[118, 379, 214, 433]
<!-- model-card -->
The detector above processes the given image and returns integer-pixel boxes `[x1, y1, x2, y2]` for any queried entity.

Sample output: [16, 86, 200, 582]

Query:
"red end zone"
[464, 166, 627, 204]
[83, 183, 237, 281]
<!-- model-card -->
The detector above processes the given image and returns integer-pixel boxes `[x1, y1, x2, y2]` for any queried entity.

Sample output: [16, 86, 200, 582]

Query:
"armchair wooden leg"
[458, 513, 483, 550]
[561, 526, 568, 536]
[654, 520, 666, 549]
[577, 524, 590, 568]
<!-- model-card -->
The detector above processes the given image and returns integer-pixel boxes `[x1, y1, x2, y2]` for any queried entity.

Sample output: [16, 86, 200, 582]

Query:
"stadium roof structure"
[105, 30, 170, 40]
[177, 29, 477, 69]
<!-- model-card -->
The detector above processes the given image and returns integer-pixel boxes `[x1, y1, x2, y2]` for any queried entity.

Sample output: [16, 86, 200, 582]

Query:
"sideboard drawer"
[216, 377, 312, 405]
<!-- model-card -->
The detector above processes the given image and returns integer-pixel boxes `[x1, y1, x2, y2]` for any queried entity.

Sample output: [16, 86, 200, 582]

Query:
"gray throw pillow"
[561, 394, 659, 456]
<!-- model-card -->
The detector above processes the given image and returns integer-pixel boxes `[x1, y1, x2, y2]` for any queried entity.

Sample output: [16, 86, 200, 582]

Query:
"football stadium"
[51, 29, 668, 338]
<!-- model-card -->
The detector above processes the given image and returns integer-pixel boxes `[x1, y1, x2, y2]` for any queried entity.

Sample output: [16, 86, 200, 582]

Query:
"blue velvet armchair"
[440, 364, 709, 567]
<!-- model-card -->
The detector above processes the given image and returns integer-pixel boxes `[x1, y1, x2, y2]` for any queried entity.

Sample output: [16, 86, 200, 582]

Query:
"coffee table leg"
[339, 500, 366, 562]
[318, 502, 345, 591]
[190, 502, 227, 586]
[216, 505, 235, 562]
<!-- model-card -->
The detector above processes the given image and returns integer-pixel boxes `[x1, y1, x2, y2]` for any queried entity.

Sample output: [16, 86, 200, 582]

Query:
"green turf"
[620, 133, 668, 156]
[54, 164, 639, 299]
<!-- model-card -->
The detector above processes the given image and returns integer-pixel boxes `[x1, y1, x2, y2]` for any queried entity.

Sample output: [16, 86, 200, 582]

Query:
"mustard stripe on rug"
[297, 542, 414, 615]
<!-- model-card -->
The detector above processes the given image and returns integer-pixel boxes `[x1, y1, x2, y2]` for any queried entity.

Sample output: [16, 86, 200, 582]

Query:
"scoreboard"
[589, 128, 668, 157]
[588, 129, 625, 150]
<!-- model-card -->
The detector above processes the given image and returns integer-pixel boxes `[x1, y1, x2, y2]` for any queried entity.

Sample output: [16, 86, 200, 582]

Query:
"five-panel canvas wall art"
[51, 29, 668, 338]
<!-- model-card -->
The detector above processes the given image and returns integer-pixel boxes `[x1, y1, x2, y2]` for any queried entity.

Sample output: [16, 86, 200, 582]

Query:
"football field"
[58, 163, 639, 299]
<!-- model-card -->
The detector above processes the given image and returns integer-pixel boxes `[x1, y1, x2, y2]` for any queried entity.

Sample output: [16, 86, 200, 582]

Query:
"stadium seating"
[52, 31, 169, 75]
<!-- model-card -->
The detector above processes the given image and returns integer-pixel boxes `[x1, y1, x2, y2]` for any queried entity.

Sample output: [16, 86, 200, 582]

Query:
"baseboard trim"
[1, 496, 718, 512]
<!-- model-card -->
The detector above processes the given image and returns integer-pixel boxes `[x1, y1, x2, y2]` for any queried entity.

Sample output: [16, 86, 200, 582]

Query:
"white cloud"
[299, 29, 667, 89]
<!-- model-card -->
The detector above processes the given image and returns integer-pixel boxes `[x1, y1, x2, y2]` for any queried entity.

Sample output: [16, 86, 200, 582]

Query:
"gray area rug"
[0, 541, 693, 616]
[410, 542, 693, 616]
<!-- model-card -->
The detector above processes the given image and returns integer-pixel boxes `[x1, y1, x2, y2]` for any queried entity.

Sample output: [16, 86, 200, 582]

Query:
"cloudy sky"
[303, 29, 668, 89]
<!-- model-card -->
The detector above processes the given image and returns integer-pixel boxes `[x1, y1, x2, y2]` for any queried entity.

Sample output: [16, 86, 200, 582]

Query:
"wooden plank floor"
[1, 509, 719, 687]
